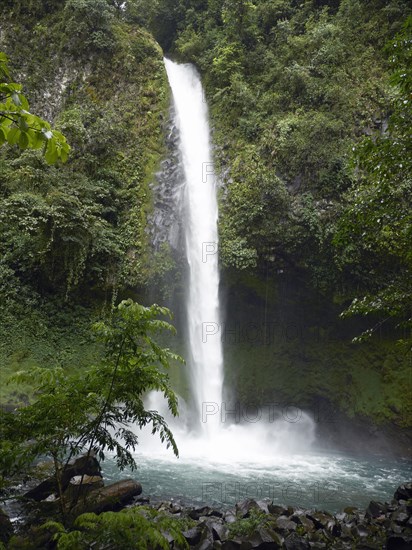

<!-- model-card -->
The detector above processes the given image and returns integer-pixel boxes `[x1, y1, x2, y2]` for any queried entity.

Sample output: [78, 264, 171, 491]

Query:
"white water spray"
[164, 59, 223, 436]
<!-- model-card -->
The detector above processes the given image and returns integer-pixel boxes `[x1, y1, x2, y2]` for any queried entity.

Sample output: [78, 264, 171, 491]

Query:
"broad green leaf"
[60, 148, 69, 163]
[45, 140, 59, 164]
[11, 92, 21, 106]
[0, 52, 69, 163]
[18, 93, 29, 111]
[6, 126, 20, 145]
[27, 128, 45, 149]
[18, 131, 29, 149]
[18, 116, 29, 132]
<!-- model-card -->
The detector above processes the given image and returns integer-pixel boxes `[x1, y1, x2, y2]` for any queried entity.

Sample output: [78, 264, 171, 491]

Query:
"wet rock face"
[63, 475, 104, 503]
[8, 481, 412, 549]
[147, 106, 185, 253]
[394, 483, 412, 502]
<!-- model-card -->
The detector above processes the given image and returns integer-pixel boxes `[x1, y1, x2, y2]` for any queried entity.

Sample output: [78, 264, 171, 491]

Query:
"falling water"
[133, 57, 315, 462]
[164, 59, 223, 436]
[161, 58, 316, 454]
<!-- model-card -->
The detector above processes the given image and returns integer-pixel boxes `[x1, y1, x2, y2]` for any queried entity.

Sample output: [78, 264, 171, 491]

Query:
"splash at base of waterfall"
[137, 392, 316, 465]
[116, 392, 409, 513]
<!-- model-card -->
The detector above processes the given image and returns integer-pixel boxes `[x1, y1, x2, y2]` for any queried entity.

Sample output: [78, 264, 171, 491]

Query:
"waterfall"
[164, 59, 223, 436]
[138, 58, 315, 460]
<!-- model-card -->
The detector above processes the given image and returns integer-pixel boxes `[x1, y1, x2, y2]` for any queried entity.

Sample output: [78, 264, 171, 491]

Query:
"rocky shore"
[139, 483, 412, 549]
[2, 476, 411, 549]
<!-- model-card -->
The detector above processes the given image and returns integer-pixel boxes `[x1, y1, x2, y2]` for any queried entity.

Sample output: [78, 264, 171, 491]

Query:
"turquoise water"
[103, 450, 411, 513]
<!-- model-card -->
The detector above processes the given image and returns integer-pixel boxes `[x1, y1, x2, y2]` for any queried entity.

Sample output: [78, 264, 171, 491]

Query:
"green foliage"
[124, 0, 161, 28]
[0, 300, 183, 504]
[0, 5, 168, 311]
[62, 0, 116, 54]
[153, 0, 410, 284]
[44, 507, 193, 549]
[0, 52, 70, 163]
[218, 144, 289, 269]
[228, 509, 270, 538]
[271, 110, 348, 192]
[333, 16, 412, 341]
[0, 158, 123, 298]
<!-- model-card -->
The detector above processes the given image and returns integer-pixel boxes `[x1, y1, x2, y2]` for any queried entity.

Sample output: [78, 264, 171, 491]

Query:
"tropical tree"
[0, 300, 183, 517]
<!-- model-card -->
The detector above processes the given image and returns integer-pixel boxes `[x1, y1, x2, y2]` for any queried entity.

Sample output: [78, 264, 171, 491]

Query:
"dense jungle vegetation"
[0, 0, 172, 407]
[142, 0, 412, 428]
[0, 0, 411, 548]
[145, 0, 412, 331]
[0, 1, 410, 422]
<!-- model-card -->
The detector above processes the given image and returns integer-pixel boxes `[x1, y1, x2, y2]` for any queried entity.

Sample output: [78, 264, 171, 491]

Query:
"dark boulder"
[24, 453, 102, 501]
[221, 542, 241, 550]
[183, 526, 202, 545]
[190, 506, 223, 520]
[351, 523, 369, 538]
[366, 501, 387, 519]
[63, 474, 104, 503]
[284, 532, 310, 550]
[343, 506, 358, 514]
[299, 515, 315, 533]
[268, 504, 288, 517]
[194, 523, 214, 550]
[62, 454, 102, 487]
[0, 507, 13, 544]
[23, 477, 57, 502]
[394, 484, 412, 502]
[386, 534, 412, 550]
[254, 501, 271, 514]
[224, 511, 237, 524]
[340, 522, 353, 540]
[275, 516, 297, 532]
[391, 508, 409, 526]
[306, 512, 332, 530]
[236, 499, 265, 518]
[71, 479, 142, 516]
[246, 527, 282, 549]
[204, 518, 228, 541]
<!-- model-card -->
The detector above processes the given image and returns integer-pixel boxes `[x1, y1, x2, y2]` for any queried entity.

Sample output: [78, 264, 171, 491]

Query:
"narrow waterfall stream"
[103, 59, 410, 512]
[164, 59, 223, 436]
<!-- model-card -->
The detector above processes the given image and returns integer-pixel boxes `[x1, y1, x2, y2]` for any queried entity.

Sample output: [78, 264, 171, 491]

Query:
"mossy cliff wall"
[219, 270, 411, 453]
[0, 1, 170, 405]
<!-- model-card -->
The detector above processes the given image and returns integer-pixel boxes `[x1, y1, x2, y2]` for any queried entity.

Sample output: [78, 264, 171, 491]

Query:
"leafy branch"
[0, 300, 184, 520]
[0, 52, 70, 163]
